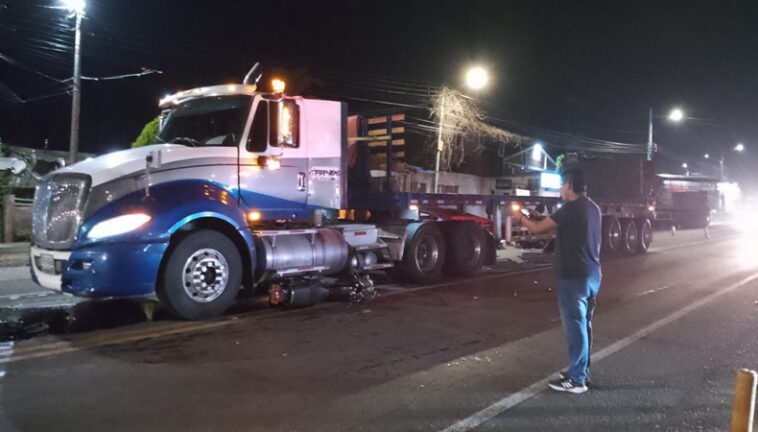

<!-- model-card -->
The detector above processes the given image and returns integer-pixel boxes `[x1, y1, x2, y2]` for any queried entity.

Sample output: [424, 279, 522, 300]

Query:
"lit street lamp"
[433, 65, 490, 193]
[464, 67, 489, 92]
[647, 107, 684, 161]
[62, 0, 85, 164]
[704, 153, 709, 159]
[714, 145, 745, 179]
[668, 108, 684, 122]
[682, 162, 689, 176]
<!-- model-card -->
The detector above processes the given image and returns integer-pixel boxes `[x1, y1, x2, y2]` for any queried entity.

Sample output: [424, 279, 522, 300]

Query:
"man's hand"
[512, 205, 558, 234]
[511, 205, 524, 222]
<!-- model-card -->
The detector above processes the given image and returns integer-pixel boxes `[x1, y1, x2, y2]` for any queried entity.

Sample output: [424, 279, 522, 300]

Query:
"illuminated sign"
[540, 172, 562, 190]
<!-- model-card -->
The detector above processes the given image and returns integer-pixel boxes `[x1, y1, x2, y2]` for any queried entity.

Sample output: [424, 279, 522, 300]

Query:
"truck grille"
[32, 174, 90, 250]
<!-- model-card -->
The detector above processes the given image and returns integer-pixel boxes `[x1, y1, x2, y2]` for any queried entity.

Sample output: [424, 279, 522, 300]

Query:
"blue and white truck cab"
[30, 74, 495, 319]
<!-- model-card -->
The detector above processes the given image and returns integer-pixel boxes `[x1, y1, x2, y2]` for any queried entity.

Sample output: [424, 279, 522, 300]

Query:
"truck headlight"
[88, 214, 151, 240]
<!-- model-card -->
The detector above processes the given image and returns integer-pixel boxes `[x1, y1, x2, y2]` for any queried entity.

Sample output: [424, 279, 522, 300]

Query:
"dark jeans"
[556, 271, 602, 385]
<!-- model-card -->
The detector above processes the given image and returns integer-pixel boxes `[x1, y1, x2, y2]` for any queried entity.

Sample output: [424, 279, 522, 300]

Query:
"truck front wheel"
[158, 230, 242, 320]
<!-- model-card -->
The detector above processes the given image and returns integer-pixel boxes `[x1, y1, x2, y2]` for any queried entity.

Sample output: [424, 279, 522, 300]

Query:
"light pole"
[718, 144, 746, 180]
[62, 0, 85, 164]
[647, 107, 684, 161]
[433, 66, 490, 193]
[682, 162, 689, 176]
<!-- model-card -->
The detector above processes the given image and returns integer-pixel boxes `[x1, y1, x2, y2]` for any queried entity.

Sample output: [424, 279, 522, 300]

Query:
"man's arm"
[517, 214, 558, 234]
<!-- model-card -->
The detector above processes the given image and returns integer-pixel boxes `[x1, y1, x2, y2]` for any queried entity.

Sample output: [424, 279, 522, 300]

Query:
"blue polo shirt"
[549, 195, 602, 278]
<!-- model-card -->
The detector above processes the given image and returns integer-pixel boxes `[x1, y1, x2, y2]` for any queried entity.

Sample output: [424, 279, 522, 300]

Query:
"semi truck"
[562, 154, 657, 255]
[29, 73, 555, 320]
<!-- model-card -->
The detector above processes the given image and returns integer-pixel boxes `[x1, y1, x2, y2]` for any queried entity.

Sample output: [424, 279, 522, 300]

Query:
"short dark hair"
[561, 167, 587, 193]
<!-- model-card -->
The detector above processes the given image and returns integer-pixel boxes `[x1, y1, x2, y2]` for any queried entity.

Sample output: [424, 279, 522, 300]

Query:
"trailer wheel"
[158, 230, 242, 320]
[602, 216, 622, 255]
[445, 222, 486, 277]
[635, 218, 653, 254]
[396, 223, 446, 284]
[620, 219, 638, 255]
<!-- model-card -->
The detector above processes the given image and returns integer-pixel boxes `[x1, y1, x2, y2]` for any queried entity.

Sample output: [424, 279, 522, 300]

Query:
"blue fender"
[63, 180, 255, 298]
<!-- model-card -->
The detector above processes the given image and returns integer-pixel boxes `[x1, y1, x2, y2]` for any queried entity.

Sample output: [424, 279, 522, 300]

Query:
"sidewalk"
[0, 242, 29, 267]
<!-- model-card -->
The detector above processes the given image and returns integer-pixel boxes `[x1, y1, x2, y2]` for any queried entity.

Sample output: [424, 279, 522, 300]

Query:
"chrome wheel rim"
[641, 223, 652, 248]
[182, 248, 229, 303]
[608, 222, 622, 251]
[462, 236, 482, 266]
[415, 237, 440, 272]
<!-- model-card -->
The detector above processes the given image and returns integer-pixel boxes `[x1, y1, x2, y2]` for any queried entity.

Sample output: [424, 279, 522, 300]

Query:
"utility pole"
[720, 152, 725, 180]
[433, 97, 445, 193]
[647, 107, 654, 161]
[68, 10, 83, 164]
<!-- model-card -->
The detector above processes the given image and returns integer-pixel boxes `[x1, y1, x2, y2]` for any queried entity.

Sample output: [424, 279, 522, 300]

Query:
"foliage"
[555, 154, 566, 172]
[430, 87, 526, 171]
[132, 117, 160, 148]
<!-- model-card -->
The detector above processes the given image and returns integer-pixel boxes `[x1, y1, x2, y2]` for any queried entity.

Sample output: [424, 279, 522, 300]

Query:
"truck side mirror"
[273, 99, 299, 148]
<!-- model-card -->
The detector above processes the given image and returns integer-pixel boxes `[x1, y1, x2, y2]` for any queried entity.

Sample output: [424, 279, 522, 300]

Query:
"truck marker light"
[255, 155, 281, 170]
[271, 78, 286, 94]
[266, 158, 281, 170]
[88, 214, 151, 240]
[247, 211, 262, 222]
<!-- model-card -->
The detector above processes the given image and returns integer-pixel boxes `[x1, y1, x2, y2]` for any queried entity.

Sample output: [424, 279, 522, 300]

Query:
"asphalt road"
[0, 224, 756, 431]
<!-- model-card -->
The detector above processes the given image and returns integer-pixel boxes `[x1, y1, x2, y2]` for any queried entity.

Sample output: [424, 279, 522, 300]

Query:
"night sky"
[1, 0, 757, 191]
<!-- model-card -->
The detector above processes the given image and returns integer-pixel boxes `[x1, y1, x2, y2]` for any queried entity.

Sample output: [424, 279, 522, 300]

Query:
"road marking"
[1, 320, 237, 365]
[0, 292, 56, 300]
[438, 271, 758, 432]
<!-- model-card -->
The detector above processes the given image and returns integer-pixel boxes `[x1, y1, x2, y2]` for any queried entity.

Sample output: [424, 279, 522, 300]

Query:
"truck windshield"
[158, 95, 251, 147]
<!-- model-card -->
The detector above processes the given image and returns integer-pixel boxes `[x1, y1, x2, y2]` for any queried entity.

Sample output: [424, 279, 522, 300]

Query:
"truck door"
[238, 97, 309, 220]
[301, 99, 345, 210]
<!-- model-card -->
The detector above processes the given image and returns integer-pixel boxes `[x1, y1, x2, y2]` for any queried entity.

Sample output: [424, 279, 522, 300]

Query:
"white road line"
[0, 292, 55, 300]
[438, 271, 758, 432]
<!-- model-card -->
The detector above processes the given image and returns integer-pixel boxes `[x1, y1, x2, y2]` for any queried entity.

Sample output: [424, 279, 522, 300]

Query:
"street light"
[704, 153, 710, 159]
[62, 0, 85, 14]
[62, 0, 85, 164]
[433, 66, 491, 193]
[668, 108, 684, 122]
[735, 143, 745, 152]
[647, 107, 684, 161]
[682, 162, 689, 176]
[464, 66, 489, 91]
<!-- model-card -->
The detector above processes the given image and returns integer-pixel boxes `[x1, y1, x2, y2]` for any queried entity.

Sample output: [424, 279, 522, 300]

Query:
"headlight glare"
[88, 213, 151, 240]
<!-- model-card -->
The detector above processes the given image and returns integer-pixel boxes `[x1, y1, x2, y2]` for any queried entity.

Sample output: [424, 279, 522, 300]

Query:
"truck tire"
[635, 218, 653, 253]
[445, 222, 486, 277]
[602, 216, 622, 255]
[620, 219, 638, 255]
[158, 230, 242, 320]
[395, 223, 446, 284]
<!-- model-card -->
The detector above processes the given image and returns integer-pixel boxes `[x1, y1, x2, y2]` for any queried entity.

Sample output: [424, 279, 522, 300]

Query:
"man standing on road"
[512, 168, 602, 394]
